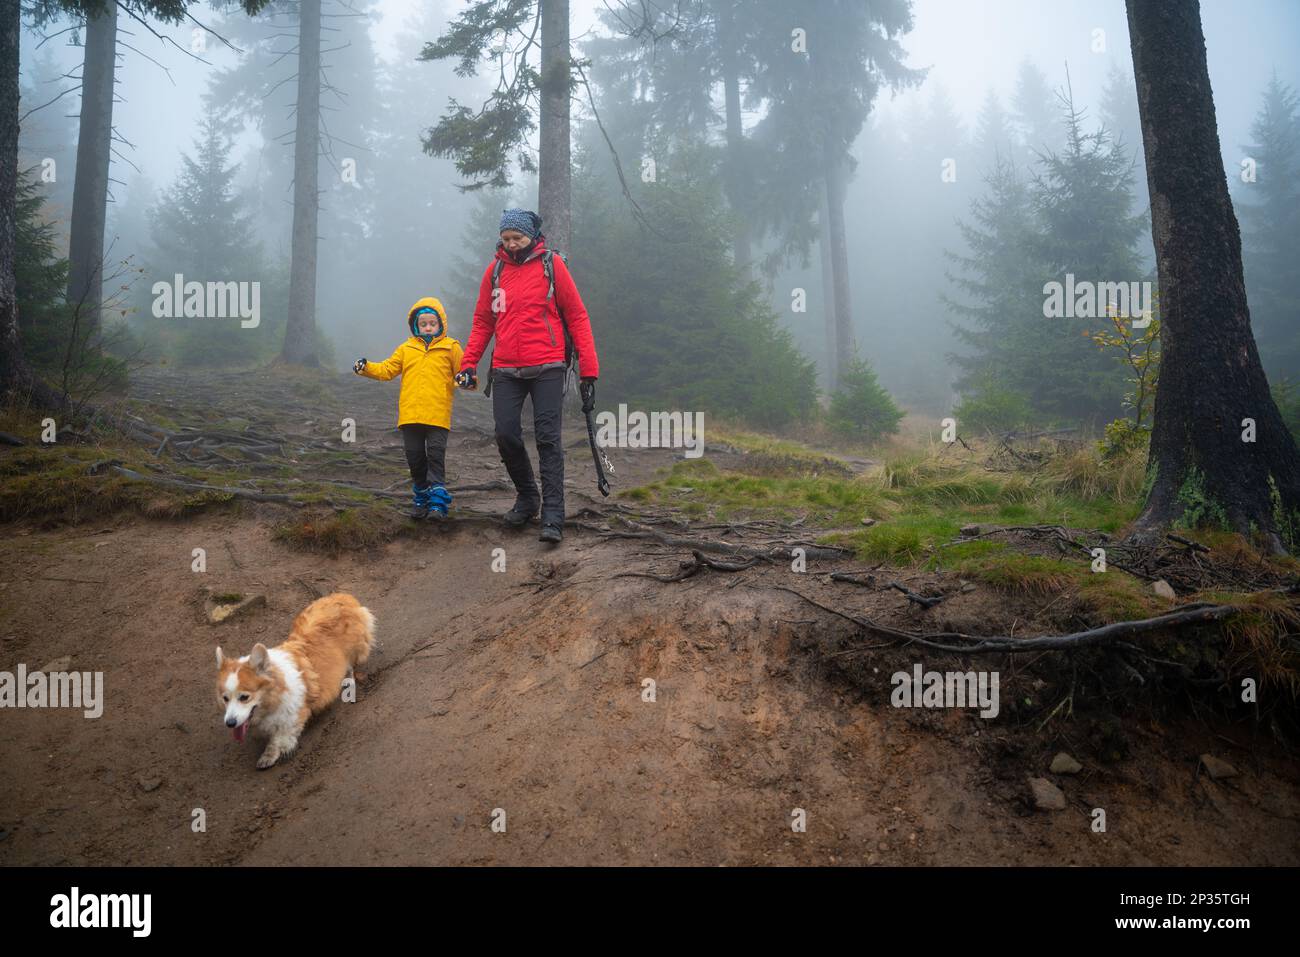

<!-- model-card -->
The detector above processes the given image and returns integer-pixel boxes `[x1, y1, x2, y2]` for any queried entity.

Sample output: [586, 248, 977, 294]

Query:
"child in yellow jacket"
[354, 297, 463, 519]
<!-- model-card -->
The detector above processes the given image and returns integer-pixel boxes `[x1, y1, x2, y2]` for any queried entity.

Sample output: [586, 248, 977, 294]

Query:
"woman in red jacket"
[455, 209, 599, 543]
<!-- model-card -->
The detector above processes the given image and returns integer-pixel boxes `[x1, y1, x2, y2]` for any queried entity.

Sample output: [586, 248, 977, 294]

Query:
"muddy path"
[1, 370, 1297, 865]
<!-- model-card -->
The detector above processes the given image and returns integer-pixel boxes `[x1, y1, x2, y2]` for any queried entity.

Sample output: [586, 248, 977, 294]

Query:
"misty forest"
[1, 0, 1299, 868]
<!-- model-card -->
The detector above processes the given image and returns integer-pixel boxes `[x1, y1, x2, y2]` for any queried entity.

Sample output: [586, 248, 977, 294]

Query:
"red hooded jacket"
[460, 237, 600, 379]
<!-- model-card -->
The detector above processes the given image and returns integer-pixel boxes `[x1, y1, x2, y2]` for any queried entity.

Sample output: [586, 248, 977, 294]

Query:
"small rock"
[1199, 754, 1238, 780]
[205, 591, 267, 625]
[1028, 776, 1066, 811]
[960, 582, 977, 593]
[959, 524, 981, 537]
[861, 517, 876, 527]
[1152, 579, 1176, 600]
[39, 656, 72, 673]
[137, 775, 163, 793]
[1050, 752, 1083, 775]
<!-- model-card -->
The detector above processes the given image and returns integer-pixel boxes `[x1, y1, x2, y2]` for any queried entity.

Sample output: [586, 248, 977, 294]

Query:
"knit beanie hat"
[499, 208, 542, 239]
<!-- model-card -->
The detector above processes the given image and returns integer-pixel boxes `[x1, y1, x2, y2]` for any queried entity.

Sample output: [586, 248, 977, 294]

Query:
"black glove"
[580, 377, 596, 413]
[454, 370, 478, 391]
[353, 358, 367, 374]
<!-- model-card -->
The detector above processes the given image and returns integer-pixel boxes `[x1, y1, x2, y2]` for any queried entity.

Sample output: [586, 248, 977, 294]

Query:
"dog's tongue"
[232, 722, 247, 744]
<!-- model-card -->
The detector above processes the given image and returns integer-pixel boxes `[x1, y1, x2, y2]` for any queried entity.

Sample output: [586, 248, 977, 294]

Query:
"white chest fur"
[261, 648, 307, 734]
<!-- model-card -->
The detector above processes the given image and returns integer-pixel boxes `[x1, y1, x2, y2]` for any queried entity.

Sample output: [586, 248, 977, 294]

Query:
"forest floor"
[1, 367, 1298, 866]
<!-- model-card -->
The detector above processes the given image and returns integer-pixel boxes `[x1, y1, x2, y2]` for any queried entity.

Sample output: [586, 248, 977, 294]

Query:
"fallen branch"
[830, 571, 878, 588]
[101, 464, 308, 506]
[616, 549, 768, 584]
[887, 581, 944, 609]
[1167, 533, 1211, 553]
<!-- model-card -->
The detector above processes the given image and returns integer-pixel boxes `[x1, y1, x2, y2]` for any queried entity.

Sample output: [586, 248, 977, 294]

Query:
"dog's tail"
[354, 605, 377, 666]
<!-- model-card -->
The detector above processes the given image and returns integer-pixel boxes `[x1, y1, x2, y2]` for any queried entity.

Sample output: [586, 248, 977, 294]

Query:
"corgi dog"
[216, 593, 375, 769]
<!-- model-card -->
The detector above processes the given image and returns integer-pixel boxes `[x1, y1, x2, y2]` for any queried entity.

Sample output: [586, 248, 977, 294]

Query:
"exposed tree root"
[763, 582, 1250, 656]
[593, 516, 851, 561]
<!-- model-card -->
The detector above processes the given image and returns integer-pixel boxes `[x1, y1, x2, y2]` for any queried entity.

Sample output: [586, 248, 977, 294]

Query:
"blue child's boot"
[410, 483, 432, 519]
[426, 484, 452, 520]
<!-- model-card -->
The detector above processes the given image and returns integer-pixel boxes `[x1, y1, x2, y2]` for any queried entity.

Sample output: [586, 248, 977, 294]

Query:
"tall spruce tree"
[947, 86, 1145, 426]
[746, 0, 921, 387]
[971, 90, 1017, 177]
[1125, 0, 1300, 552]
[1030, 86, 1147, 423]
[1011, 59, 1060, 162]
[944, 157, 1043, 426]
[420, 0, 576, 254]
[3, 0, 269, 410]
[147, 110, 269, 366]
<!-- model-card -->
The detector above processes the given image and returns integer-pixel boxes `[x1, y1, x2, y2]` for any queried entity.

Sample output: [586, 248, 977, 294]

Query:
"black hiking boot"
[409, 484, 430, 520]
[503, 497, 540, 527]
[538, 522, 563, 544]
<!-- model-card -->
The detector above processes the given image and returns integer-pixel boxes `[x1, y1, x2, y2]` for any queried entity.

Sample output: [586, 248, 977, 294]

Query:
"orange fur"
[280, 592, 375, 715]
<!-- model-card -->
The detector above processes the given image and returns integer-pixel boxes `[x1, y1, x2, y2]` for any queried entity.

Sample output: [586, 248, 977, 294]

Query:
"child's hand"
[454, 370, 477, 391]
[353, 358, 367, 374]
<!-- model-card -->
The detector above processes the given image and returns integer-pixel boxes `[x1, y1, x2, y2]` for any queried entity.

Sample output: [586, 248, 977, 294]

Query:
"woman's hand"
[353, 358, 367, 375]
[579, 377, 597, 413]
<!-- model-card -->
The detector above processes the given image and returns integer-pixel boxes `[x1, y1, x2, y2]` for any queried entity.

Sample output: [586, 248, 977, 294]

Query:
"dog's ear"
[215, 646, 224, 668]
[249, 643, 270, 673]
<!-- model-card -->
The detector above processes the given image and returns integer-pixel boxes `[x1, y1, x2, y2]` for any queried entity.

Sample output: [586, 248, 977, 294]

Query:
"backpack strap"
[543, 251, 579, 393]
[542, 250, 556, 301]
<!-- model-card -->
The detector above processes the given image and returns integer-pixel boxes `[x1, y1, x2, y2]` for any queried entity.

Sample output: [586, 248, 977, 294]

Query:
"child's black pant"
[400, 424, 449, 488]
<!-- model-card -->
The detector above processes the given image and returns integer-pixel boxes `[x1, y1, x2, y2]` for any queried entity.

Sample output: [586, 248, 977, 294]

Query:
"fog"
[17, 0, 1300, 424]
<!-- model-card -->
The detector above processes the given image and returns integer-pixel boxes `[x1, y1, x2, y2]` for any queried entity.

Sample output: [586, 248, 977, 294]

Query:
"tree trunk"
[538, 0, 571, 256]
[823, 151, 855, 384]
[818, 191, 837, 392]
[65, 3, 117, 343]
[281, 0, 321, 366]
[716, 0, 750, 271]
[1126, 0, 1300, 553]
[0, 0, 59, 409]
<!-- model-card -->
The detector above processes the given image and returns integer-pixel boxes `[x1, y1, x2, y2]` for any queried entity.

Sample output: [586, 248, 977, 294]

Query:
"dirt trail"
[1, 371, 1297, 865]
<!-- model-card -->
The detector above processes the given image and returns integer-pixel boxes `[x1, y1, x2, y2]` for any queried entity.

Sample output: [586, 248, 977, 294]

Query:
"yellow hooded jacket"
[359, 297, 463, 429]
